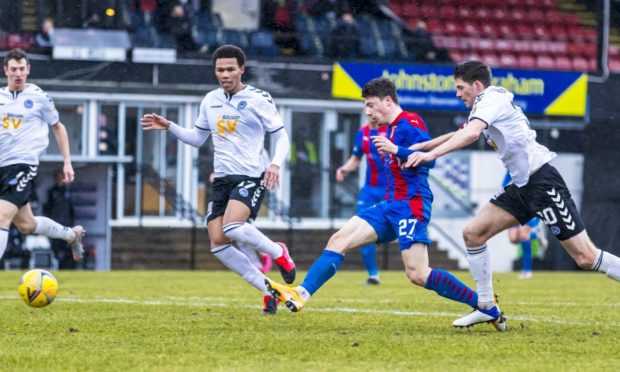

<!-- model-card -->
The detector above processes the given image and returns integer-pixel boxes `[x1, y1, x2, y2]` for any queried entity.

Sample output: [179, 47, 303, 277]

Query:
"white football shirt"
[194, 85, 284, 178]
[469, 86, 556, 187]
[0, 84, 59, 167]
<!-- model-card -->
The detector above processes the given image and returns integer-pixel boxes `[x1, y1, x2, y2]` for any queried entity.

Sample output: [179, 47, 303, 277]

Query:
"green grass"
[1, 270, 619, 371]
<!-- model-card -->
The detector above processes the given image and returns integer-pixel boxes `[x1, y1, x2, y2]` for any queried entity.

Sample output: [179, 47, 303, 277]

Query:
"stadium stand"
[389, 0, 611, 72]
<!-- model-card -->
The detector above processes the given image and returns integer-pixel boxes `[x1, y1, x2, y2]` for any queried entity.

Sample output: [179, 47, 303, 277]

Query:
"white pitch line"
[2, 295, 620, 328]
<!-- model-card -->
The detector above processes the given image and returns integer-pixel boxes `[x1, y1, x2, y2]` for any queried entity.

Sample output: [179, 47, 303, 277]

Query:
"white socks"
[237, 242, 262, 270]
[223, 222, 283, 259]
[593, 249, 620, 281]
[467, 244, 494, 309]
[211, 244, 268, 293]
[0, 227, 8, 260]
[34, 216, 75, 242]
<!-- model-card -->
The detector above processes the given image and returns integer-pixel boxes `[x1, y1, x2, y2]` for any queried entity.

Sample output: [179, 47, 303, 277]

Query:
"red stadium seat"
[527, 10, 546, 24]
[441, 7, 458, 20]
[481, 53, 500, 67]
[572, 56, 589, 71]
[499, 53, 518, 68]
[536, 55, 555, 70]
[491, 9, 508, 22]
[443, 21, 463, 36]
[449, 49, 463, 62]
[479, 23, 498, 37]
[555, 56, 572, 70]
[609, 58, 620, 73]
[458, 7, 472, 19]
[545, 11, 564, 25]
[516, 24, 537, 40]
[498, 24, 515, 38]
[401, 4, 420, 18]
[510, 9, 527, 23]
[550, 25, 569, 41]
[518, 54, 536, 69]
[533, 25, 551, 40]
[463, 21, 480, 36]
[564, 13, 581, 27]
[610, 45, 620, 58]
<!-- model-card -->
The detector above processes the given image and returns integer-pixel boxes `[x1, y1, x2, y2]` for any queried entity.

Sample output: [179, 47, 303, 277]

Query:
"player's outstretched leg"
[266, 250, 345, 312]
[223, 222, 296, 283]
[30, 216, 85, 261]
[360, 244, 380, 285]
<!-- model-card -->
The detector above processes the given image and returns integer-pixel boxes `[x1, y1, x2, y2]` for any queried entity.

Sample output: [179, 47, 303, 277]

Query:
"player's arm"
[51, 122, 75, 183]
[404, 119, 486, 167]
[409, 131, 456, 151]
[141, 113, 210, 147]
[263, 127, 290, 190]
[336, 155, 361, 183]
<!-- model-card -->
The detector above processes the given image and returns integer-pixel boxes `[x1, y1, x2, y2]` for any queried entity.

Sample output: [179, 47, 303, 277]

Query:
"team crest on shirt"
[237, 101, 247, 110]
[23, 99, 33, 109]
[239, 188, 249, 197]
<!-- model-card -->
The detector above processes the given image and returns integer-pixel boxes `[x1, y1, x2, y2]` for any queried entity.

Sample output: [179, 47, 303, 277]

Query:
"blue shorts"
[357, 185, 385, 213]
[357, 198, 432, 250]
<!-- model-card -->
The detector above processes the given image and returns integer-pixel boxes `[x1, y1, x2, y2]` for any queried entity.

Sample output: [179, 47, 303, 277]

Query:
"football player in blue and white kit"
[141, 45, 295, 314]
[0, 49, 85, 263]
[405, 60, 620, 329]
[265, 78, 486, 326]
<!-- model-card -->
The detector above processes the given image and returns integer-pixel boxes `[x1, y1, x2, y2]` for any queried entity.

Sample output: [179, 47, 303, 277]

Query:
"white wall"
[429, 151, 584, 272]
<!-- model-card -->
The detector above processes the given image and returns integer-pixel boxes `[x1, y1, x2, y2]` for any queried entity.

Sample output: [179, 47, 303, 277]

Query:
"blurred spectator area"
[388, 0, 620, 73]
[0, 0, 619, 71]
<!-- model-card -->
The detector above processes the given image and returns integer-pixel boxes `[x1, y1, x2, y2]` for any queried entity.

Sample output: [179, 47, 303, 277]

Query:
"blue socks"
[424, 269, 478, 308]
[521, 240, 532, 272]
[300, 250, 345, 295]
[359, 244, 379, 277]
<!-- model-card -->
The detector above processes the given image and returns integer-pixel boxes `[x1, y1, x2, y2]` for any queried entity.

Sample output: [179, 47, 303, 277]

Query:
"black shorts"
[206, 174, 266, 223]
[0, 163, 38, 208]
[490, 163, 585, 241]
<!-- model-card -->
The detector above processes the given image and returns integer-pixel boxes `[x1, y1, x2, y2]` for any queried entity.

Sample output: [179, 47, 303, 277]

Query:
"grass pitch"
[1, 270, 619, 371]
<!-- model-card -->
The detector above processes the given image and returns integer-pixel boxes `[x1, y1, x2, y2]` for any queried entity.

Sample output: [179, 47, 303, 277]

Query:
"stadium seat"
[518, 54, 536, 69]
[248, 31, 279, 57]
[298, 32, 323, 57]
[499, 53, 518, 68]
[555, 56, 572, 70]
[195, 11, 222, 32]
[463, 21, 480, 36]
[609, 58, 620, 72]
[527, 10, 546, 24]
[481, 53, 500, 67]
[360, 35, 379, 58]
[535, 55, 555, 70]
[545, 11, 564, 25]
[572, 56, 589, 71]
[479, 23, 498, 37]
[7, 34, 34, 49]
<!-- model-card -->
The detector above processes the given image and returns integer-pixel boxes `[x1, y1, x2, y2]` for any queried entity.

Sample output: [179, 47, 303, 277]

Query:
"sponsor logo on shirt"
[210, 105, 223, 108]
[216, 114, 240, 135]
[2, 113, 24, 129]
[237, 101, 247, 110]
[23, 99, 33, 109]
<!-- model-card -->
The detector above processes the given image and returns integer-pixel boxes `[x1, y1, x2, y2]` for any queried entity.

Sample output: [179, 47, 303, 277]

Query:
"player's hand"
[263, 164, 280, 190]
[371, 136, 397, 155]
[141, 113, 170, 131]
[63, 163, 75, 184]
[404, 151, 436, 168]
[335, 167, 347, 183]
[209, 172, 215, 184]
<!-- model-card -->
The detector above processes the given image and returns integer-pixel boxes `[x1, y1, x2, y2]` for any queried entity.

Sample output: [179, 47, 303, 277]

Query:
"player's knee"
[15, 219, 35, 234]
[405, 267, 426, 287]
[210, 234, 230, 248]
[463, 224, 488, 247]
[574, 253, 595, 270]
[326, 231, 347, 253]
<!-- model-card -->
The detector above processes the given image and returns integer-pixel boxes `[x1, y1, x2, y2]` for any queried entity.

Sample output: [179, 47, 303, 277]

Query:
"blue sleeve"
[393, 124, 435, 169]
[352, 129, 363, 157]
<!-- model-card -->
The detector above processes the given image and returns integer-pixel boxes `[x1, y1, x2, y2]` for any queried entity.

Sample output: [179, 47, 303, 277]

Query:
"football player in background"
[335, 117, 387, 285]
[0, 48, 85, 264]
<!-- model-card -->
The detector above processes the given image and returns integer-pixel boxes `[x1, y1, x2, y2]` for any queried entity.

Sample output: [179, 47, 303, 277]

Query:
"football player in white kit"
[0, 49, 85, 263]
[405, 61, 620, 330]
[141, 45, 295, 314]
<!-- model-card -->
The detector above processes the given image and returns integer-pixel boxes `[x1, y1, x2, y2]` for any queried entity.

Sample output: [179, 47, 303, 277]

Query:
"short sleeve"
[352, 129, 363, 157]
[39, 91, 59, 125]
[256, 92, 284, 133]
[470, 90, 509, 127]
